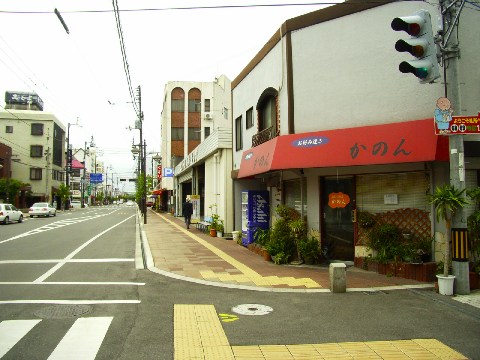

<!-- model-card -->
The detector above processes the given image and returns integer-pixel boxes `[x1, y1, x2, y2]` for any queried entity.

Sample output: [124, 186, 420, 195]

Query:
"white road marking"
[48, 317, 113, 360]
[0, 282, 144, 286]
[0, 300, 140, 305]
[0, 319, 41, 358]
[0, 258, 134, 264]
[0, 210, 123, 244]
[33, 215, 135, 283]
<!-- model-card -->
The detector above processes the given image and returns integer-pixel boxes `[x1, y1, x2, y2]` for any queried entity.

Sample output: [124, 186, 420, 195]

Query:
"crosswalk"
[0, 317, 113, 359]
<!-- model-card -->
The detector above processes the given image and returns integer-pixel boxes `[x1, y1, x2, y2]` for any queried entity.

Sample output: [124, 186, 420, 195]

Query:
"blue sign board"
[90, 173, 103, 184]
[163, 167, 174, 177]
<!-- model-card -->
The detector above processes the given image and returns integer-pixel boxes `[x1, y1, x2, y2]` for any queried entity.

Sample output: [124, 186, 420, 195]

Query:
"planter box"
[361, 261, 436, 283]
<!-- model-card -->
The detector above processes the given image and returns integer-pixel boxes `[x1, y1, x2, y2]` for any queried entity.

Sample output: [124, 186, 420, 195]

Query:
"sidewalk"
[140, 209, 434, 292]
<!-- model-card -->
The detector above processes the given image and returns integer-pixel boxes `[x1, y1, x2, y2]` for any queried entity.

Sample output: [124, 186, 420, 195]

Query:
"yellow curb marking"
[156, 212, 321, 288]
[175, 304, 468, 360]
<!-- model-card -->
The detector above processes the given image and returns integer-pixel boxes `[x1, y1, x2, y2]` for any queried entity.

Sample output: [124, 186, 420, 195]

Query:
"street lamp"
[65, 119, 81, 210]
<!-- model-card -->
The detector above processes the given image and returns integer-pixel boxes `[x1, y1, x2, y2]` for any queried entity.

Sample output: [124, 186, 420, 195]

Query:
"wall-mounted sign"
[163, 167, 174, 177]
[328, 192, 350, 209]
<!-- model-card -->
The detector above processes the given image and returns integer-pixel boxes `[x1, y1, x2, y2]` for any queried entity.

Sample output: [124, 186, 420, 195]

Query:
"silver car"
[29, 202, 57, 218]
[0, 203, 24, 224]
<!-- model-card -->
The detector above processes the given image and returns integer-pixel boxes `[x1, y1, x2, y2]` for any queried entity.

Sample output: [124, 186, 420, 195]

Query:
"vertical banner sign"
[190, 195, 201, 224]
[252, 193, 269, 225]
[157, 165, 162, 180]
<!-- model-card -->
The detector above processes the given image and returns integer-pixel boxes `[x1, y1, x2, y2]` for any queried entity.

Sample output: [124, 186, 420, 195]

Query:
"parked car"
[0, 203, 24, 224]
[28, 202, 56, 217]
[70, 200, 88, 209]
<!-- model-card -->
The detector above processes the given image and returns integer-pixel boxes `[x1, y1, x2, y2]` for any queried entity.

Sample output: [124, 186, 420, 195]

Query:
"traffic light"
[391, 9, 440, 83]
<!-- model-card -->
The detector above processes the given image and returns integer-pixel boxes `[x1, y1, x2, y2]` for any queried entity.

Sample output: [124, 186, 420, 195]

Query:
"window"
[260, 96, 276, 130]
[204, 127, 210, 139]
[30, 168, 42, 180]
[188, 128, 201, 141]
[204, 99, 211, 112]
[171, 127, 184, 141]
[246, 107, 253, 129]
[171, 99, 184, 112]
[284, 178, 308, 216]
[235, 116, 243, 151]
[30, 145, 43, 158]
[188, 99, 201, 112]
[223, 107, 228, 120]
[31, 123, 44, 135]
[5, 126, 13, 133]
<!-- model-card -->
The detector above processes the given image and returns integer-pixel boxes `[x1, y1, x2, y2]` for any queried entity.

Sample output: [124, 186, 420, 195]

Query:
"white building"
[232, 0, 479, 261]
[159, 75, 233, 232]
[0, 106, 66, 206]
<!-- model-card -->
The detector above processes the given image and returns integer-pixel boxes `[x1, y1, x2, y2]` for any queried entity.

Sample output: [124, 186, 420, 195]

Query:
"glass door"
[321, 177, 355, 261]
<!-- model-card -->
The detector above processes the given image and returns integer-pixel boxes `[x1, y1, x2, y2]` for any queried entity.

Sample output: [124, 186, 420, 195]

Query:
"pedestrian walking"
[182, 198, 193, 229]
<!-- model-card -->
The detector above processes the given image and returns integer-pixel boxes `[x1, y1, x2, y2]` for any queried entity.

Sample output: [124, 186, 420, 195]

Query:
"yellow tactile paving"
[160, 213, 322, 288]
[174, 304, 468, 360]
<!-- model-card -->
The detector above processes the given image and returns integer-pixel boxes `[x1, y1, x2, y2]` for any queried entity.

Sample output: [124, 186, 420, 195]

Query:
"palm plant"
[429, 184, 469, 277]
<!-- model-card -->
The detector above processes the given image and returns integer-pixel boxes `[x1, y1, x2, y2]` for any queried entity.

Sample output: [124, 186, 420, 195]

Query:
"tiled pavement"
[141, 210, 475, 360]
[142, 210, 433, 292]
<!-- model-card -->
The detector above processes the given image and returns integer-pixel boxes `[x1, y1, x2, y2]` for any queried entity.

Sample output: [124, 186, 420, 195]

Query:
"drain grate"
[34, 304, 92, 319]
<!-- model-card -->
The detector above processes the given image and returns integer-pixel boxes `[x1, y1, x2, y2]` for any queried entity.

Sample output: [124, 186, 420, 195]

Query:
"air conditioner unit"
[204, 113, 212, 120]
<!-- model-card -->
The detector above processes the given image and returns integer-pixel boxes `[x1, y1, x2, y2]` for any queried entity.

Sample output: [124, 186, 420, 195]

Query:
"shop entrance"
[321, 176, 355, 261]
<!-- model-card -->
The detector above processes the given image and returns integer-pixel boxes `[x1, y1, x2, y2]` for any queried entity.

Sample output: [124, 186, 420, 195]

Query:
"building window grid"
[31, 123, 44, 135]
[246, 107, 253, 129]
[30, 145, 43, 158]
[30, 168, 42, 180]
[5, 126, 13, 133]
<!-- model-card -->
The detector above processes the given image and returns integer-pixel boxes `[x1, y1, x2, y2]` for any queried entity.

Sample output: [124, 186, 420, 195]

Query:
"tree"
[57, 183, 70, 210]
[429, 184, 469, 277]
[0, 178, 27, 204]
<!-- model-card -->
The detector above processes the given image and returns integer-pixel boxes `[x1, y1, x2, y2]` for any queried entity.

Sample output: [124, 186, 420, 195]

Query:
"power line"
[112, 0, 140, 118]
[0, 2, 345, 14]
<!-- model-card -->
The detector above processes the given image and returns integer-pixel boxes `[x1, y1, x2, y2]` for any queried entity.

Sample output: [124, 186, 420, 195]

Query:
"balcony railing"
[252, 126, 277, 147]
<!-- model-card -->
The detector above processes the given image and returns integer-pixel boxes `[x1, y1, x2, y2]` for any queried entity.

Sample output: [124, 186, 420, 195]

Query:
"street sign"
[435, 112, 480, 135]
[90, 173, 103, 184]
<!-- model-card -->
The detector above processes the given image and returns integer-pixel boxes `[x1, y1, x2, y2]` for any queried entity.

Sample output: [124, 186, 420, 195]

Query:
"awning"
[238, 119, 449, 178]
[152, 189, 164, 195]
[71, 159, 84, 169]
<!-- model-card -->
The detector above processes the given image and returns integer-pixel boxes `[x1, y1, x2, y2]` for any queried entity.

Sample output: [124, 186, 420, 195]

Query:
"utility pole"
[440, 0, 469, 294]
[136, 85, 147, 224]
[81, 141, 88, 208]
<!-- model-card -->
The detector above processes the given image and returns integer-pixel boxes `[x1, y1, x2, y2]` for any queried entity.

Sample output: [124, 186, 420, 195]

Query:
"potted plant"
[429, 184, 469, 295]
[216, 220, 224, 237]
[298, 236, 320, 264]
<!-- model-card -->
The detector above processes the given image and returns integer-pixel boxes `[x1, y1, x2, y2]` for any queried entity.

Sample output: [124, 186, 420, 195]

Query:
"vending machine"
[241, 190, 270, 246]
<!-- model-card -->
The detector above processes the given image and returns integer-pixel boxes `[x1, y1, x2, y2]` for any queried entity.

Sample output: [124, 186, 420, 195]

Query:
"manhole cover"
[34, 305, 92, 319]
[232, 304, 273, 316]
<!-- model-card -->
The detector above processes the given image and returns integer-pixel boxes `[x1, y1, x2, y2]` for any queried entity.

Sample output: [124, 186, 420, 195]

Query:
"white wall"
[292, 2, 444, 133]
[232, 43, 286, 170]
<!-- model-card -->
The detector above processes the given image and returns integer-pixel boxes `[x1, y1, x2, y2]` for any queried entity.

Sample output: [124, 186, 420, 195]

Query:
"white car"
[29, 202, 57, 217]
[0, 203, 24, 224]
[70, 200, 88, 209]
[126, 200, 135, 206]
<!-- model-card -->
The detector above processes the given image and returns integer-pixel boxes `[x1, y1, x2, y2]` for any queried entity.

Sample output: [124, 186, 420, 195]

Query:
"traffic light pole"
[441, 0, 469, 294]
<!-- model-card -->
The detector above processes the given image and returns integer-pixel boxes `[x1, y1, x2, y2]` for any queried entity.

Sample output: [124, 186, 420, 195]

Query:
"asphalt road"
[0, 206, 479, 359]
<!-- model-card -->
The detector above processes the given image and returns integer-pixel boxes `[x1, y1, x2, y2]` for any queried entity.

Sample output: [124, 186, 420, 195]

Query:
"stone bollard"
[329, 263, 346, 293]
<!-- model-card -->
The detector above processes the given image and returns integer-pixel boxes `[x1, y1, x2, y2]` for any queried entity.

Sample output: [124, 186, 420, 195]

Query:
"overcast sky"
[0, 0, 337, 191]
